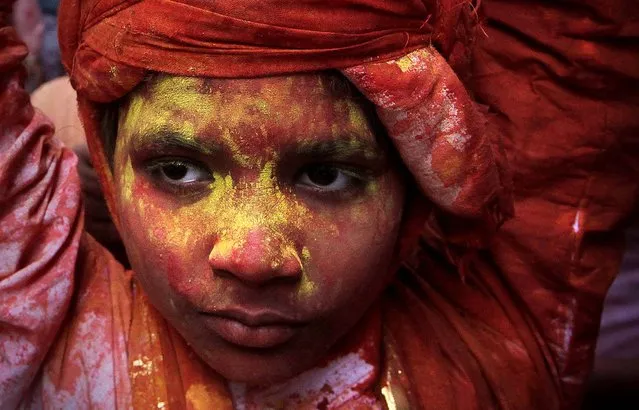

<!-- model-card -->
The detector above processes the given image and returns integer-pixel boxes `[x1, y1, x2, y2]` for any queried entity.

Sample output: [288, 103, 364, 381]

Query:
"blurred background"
[13, 0, 63, 91]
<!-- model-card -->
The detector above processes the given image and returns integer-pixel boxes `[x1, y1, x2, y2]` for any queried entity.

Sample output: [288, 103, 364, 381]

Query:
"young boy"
[1, 0, 620, 408]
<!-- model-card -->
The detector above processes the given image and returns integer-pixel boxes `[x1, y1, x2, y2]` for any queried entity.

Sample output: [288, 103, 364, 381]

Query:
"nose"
[208, 228, 303, 287]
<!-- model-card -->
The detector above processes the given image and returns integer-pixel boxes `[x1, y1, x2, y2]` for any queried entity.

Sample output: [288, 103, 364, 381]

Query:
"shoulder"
[29, 234, 133, 408]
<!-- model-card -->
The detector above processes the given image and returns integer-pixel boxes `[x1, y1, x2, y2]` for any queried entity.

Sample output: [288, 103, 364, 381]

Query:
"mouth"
[199, 308, 307, 349]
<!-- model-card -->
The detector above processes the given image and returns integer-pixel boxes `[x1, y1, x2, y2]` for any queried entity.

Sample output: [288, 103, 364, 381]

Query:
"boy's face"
[114, 73, 405, 384]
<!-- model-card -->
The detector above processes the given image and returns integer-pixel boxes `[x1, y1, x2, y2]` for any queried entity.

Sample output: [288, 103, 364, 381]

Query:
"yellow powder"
[119, 93, 145, 136]
[121, 157, 135, 204]
[366, 180, 379, 195]
[346, 100, 368, 131]
[120, 93, 174, 142]
[150, 76, 211, 120]
[395, 54, 416, 73]
[298, 275, 317, 299]
[220, 129, 254, 169]
[255, 98, 269, 115]
[301, 246, 311, 263]
[209, 238, 237, 262]
[186, 384, 231, 410]
[138, 160, 313, 274]
[115, 74, 364, 289]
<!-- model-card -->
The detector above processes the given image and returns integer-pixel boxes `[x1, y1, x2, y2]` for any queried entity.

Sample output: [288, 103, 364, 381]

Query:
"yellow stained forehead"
[117, 73, 379, 167]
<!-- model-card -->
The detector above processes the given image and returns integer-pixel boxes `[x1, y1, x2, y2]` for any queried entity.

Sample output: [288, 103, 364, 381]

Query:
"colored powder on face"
[121, 157, 135, 204]
[209, 234, 237, 262]
[365, 181, 380, 195]
[289, 104, 302, 122]
[120, 76, 219, 155]
[208, 172, 235, 203]
[150, 76, 212, 120]
[120, 94, 174, 143]
[255, 98, 269, 115]
[128, 158, 314, 286]
[201, 161, 308, 270]
[220, 128, 255, 169]
[301, 246, 311, 262]
[119, 92, 146, 136]
[115, 73, 389, 299]
[297, 245, 317, 298]
[298, 275, 317, 300]
[346, 100, 368, 131]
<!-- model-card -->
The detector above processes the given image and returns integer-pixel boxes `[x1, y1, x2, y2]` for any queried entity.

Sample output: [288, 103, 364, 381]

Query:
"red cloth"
[471, 1, 639, 407]
[0, 2, 81, 406]
[59, 0, 477, 102]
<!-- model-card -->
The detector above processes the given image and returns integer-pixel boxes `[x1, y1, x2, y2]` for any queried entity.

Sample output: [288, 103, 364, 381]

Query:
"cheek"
[116, 169, 212, 303]
[304, 175, 405, 302]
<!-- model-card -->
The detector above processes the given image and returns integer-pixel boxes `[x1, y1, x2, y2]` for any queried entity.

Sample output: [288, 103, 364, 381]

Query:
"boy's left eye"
[297, 164, 362, 192]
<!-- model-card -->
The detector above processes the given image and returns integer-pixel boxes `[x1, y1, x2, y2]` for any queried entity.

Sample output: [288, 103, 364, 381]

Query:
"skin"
[113, 72, 406, 385]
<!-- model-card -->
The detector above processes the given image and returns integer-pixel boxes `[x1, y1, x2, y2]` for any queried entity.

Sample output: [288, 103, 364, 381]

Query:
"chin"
[201, 345, 318, 386]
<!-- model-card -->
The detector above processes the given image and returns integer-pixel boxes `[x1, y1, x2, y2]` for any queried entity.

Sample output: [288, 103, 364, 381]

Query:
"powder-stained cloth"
[1, 0, 635, 408]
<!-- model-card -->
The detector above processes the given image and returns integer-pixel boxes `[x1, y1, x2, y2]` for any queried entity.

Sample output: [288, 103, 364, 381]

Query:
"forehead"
[119, 73, 379, 156]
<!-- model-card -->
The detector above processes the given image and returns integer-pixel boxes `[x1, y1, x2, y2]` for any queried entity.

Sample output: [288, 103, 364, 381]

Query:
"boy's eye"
[297, 164, 361, 192]
[148, 159, 212, 186]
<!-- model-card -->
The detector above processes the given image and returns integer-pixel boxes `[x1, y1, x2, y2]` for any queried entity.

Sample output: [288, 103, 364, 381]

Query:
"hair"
[100, 101, 120, 169]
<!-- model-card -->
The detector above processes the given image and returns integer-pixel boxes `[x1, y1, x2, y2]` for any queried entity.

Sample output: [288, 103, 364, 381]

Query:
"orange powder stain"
[431, 140, 465, 187]
[186, 384, 230, 410]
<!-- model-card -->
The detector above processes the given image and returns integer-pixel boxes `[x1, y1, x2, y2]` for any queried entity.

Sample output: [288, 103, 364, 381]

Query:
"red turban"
[59, 0, 477, 102]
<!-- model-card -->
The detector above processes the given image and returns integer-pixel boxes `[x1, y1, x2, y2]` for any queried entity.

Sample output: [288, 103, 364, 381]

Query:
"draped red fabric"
[471, 1, 639, 407]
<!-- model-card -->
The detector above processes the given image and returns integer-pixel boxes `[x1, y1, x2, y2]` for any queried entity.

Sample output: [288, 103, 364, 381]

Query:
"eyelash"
[143, 158, 371, 199]
[295, 164, 369, 198]
[145, 158, 213, 195]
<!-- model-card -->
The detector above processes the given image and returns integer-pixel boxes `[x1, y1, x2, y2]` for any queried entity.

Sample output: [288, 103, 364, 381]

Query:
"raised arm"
[472, 0, 639, 407]
[0, 1, 82, 407]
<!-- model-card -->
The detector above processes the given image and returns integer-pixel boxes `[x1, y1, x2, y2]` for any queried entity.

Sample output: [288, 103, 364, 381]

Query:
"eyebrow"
[132, 129, 385, 164]
[286, 136, 385, 163]
[131, 129, 220, 155]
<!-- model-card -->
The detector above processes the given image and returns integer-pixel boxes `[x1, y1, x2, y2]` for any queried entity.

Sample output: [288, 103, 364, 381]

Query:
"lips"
[199, 308, 307, 349]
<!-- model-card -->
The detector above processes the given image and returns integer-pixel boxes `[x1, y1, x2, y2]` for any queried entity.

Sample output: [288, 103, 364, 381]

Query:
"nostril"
[279, 252, 304, 278]
[212, 268, 235, 280]
[268, 273, 300, 286]
[208, 231, 304, 286]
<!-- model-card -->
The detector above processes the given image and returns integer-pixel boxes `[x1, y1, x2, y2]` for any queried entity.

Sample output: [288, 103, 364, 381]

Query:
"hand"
[73, 144, 123, 250]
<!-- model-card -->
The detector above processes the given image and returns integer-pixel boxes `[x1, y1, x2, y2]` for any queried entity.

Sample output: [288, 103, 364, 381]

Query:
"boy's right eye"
[146, 158, 213, 191]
